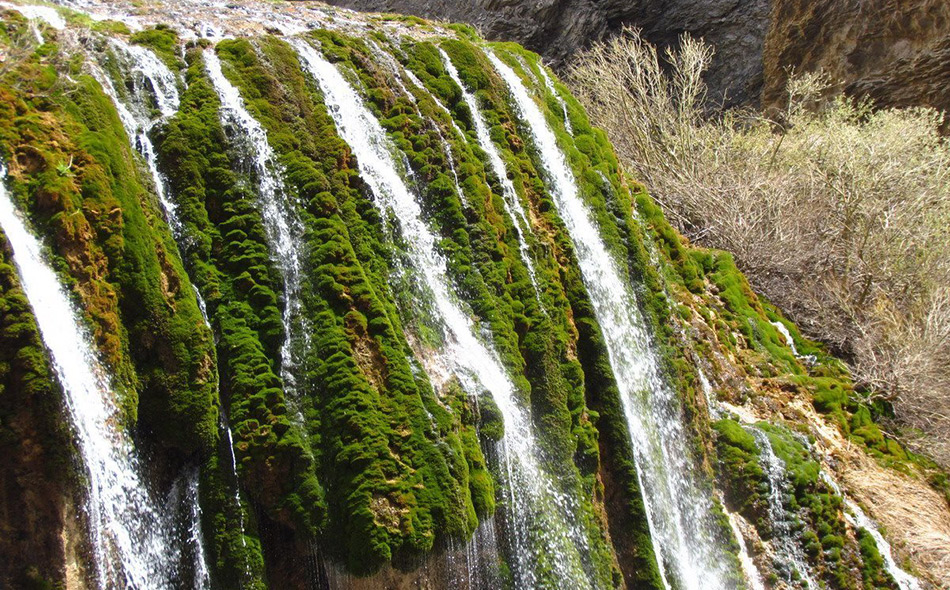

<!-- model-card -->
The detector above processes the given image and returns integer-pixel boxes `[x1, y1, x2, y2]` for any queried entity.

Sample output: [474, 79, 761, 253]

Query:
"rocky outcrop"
[763, 0, 950, 113]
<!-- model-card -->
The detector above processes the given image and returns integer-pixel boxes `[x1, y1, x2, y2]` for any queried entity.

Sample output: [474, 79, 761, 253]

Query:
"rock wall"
[763, 0, 950, 113]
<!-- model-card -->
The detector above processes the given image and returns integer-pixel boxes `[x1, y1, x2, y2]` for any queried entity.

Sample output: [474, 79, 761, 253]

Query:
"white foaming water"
[370, 42, 470, 209]
[488, 49, 730, 590]
[0, 164, 176, 589]
[725, 508, 766, 590]
[204, 48, 308, 400]
[845, 500, 921, 590]
[751, 429, 817, 590]
[223, 418, 254, 584]
[186, 473, 213, 589]
[538, 66, 572, 135]
[819, 472, 921, 590]
[403, 67, 467, 140]
[771, 321, 799, 356]
[1, 2, 67, 41]
[294, 38, 599, 589]
[96, 44, 219, 585]
[94, 38, 184, 237]
[439, 48, 542, 299]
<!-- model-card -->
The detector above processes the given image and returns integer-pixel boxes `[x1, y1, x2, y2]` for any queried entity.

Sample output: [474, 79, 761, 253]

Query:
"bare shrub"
[569, 28, 950, 466]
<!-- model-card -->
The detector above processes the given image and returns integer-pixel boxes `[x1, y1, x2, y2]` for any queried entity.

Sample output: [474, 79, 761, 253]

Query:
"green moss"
[713, 420, 769, 531]
[129, 25, 182, 69]
[155, 45, 319, 582]
[0, 32, 218, 454]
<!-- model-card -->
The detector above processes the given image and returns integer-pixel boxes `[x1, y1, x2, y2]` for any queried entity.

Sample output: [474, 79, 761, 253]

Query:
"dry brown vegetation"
[568, 28, 950, 467]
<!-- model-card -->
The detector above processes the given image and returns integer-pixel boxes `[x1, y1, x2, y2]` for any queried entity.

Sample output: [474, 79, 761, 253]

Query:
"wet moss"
[0, 30, 218, 455]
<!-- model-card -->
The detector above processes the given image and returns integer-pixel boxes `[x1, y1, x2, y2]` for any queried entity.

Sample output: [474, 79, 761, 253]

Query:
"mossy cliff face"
[0, 5, 942, 589]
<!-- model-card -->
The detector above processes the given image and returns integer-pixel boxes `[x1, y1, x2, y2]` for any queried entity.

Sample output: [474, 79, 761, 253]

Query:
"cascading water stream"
[165, 468, 213, 590]
[439, 48, 542, 300]
[751, 429, 818, 589]
[97, 38, 184, 235]
[96, 41, 222, 586]
[369, 41, 471, 210]
[223, 416, 254, 584]
[843, 501, 921, 590]
[538, 66, 572, 135]
[1, 2, 66, 43]
[725, 510, 767, 590]
[0, 164, 177, 589]
[204, 48, 308, 402]
[293, 38, 600, 589]
[184, 470, 213, 590]
[488, 49, 732, 590]
[819, 473, 921, 590]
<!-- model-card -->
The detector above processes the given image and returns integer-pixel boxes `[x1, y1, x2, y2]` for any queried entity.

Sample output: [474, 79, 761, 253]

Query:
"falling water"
[164, 468, 213, 590]
[819, 472, 921, 590]
[96, 41, 221, 586]
[0, 164, 177, 589]
[846, 500, 921, 590]
[223, 416, 254, 584]
[439, 48, 542, 298]
[185, 470, 213, 589]
[204, 48, 308, 400]
[402, 66, 467, 140]
[94, 38, 185, 240]
[751, 429, 817, 589]
[488, 49, 731, 589]
[538, 66, 572, 135]
[725, 509, 767, 590]
[370, 41, 470, 209]
[294, 38, 600, 589]
[771, 321, 800, 356]
[1, 2, 66, 43]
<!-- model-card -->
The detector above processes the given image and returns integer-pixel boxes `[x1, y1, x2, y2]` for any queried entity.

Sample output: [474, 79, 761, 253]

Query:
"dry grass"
[569, 28, 950, 467]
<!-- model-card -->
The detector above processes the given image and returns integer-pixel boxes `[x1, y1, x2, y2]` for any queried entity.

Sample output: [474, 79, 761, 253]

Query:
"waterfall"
[538, 66, 572, 135]
[369, 41, 471, 210]
[204, 48, 308, 401]
[751, 429, 818, 589]
[771, 321, 800, 356]
[488, 49, 731, 589]
[184, 469, 213, 590]
[165, 468, 213, 590]
[844, 500, 921, 589]
[0, 164, 178, 589]
[725, 509, 767, 590]
[223, 417, 254, 584]
[93, 37, 185, 242]
[819, 472, 921, 590]
[1, 2, 66, 43]
[95, 40, 222, 586]
[439, 48, 542, 299]
[293, 38, 600, 589]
